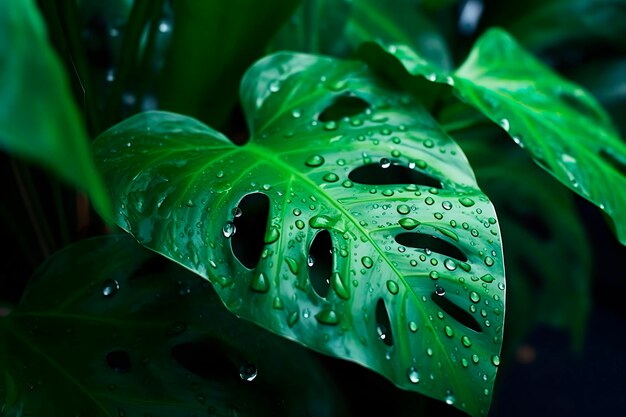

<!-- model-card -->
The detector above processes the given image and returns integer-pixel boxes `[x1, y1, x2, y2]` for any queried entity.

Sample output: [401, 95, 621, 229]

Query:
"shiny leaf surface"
[94, 52, 505, 416]
[360, 28, 626, 245]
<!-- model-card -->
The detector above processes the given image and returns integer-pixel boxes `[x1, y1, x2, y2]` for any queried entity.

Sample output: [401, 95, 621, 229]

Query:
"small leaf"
[360, 28, 626, 246]
[94, 52, 505, 416]
[0, 0, 112, 221]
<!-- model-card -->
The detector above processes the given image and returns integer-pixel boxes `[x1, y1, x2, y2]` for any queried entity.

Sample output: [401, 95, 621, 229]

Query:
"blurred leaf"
[270, 0, 352, 56]
[480, 0, 626, 53]
[0, 0, 112, 221]
[345, 0, 452, 70]
[360, 28, 626, 246]
[0, 234, 344, 416]
[157, 0, 300, 130]
[94, 51, 505, 416]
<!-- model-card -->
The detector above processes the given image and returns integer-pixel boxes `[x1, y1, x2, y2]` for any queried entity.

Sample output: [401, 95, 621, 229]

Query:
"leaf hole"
[375, 298, 394, 346]
[349, 164, 442, 188]
[106, 350, 132, 374]
[599, 149, 626, 177]
[308, 230, 333, 298]
[395, 233, 467, 261]
[430, 294, 482, 333]
[232, 193, 270, 269]
[318, 95, 370, 122]
[171, 339, 237, 381]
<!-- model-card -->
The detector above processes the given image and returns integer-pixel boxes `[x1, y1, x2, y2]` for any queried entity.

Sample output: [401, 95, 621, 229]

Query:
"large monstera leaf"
[94, 52, 505, 416]
[360, 28, 626, 246]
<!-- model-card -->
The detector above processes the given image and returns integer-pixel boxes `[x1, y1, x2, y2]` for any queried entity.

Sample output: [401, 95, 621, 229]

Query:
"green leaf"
[449, 119, 592, 350]
[94, 52, 505, 416]
[157, 0, 300, 129]
[0, 0, 112, 221]
[0, 234, 343, 416]
[360, 28, 626, 246]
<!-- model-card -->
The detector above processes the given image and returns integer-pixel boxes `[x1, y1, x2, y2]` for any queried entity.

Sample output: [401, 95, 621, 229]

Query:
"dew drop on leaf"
[469, 291, 481, 303]
[397, 204, 410, 215]
[380, 158, 391, 169]
[361, 256, 374, 269]
[461, 335, 472, 348]
[444, 325, 454, 338]
[222, 221, 236, 238]
[250, 273, 270, 293]
[285, 257, 299, 274]
[239, 362, 258, 381]
[305, 155, 325, 167]
[445, 390, 455, 405]
[484, 256, 495, 267]
[444, 258, 457, 271]
[102, 279, 120, 297]
[435, 286, 446, 296]
[386, 280, 399, 295]
[232, 207, 242, 218]
[480, 274, 494, 283]
[458, 197, 475, 207]
[492, 355, 501, 367]
[265, 227, 280, 244]
[407, 367, 420, 384]
[399, 218, 420, 230]
[323, 172, 339, 182]
[315, 309, 340, 325]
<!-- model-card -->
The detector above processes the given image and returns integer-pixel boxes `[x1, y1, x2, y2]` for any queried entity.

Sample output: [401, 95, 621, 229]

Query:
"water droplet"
[265, 228, 280, 244]
[399, 218, 420, 230]
[425, 197, 435, 205]
[332, 272, 350, 300]
[445, 391, 455, 405]
[285, 257, 299, 274]
[500, 118, 510, 131]
[435, 286, 446, 296]
[268, 81, 281, 93]
[444, 258, 457, 271]
[442, 201, 452, 210]
[291, 109, 302, 118]
[222, 221, 236, 238]
[239, 362, 257, 381]
[491, 355, 500, 366]
[480, 274, 494, 283]
[380, 158, 391, 169]
[292, 208, 302, 216]
[444, 325, 455, 338]
[459, 197, 475, 207]
[382, 189, 394, 196]
[102, 279, 119, 297]
[396, 204, 410, 215]
[426, 347, 434, 356]
[342, 180, 353, 188]
[461, 335, 472, 347]
[425, 73, 437, 82]
[429, 271, 439, 280]
[315, 309, 340, 325]
[323, 172, 339, 182]
[472, 354, 480, 364]
[305, 155, 325, 167]
[272, 296, 284, 309]
[377, 324, 390, 341]
[408, 367, 420, 383]
[423, 139, 435, 148]
[484, 256, 494, 267]
[295, 219, 305, 229]
[309, 215, 334, 228]
[362, 256, 374, 269]
[461, 358, 469, 368]
[469, 291, 480, 303]
[323, 121, 338, 131]
[250, 273, 270, 292]
[386, 280, 399, 295]
[287, 311, 299, 327]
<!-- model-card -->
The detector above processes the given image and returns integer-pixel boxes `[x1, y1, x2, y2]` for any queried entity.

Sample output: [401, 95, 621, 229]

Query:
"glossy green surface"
[94, 52, 505, 416]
